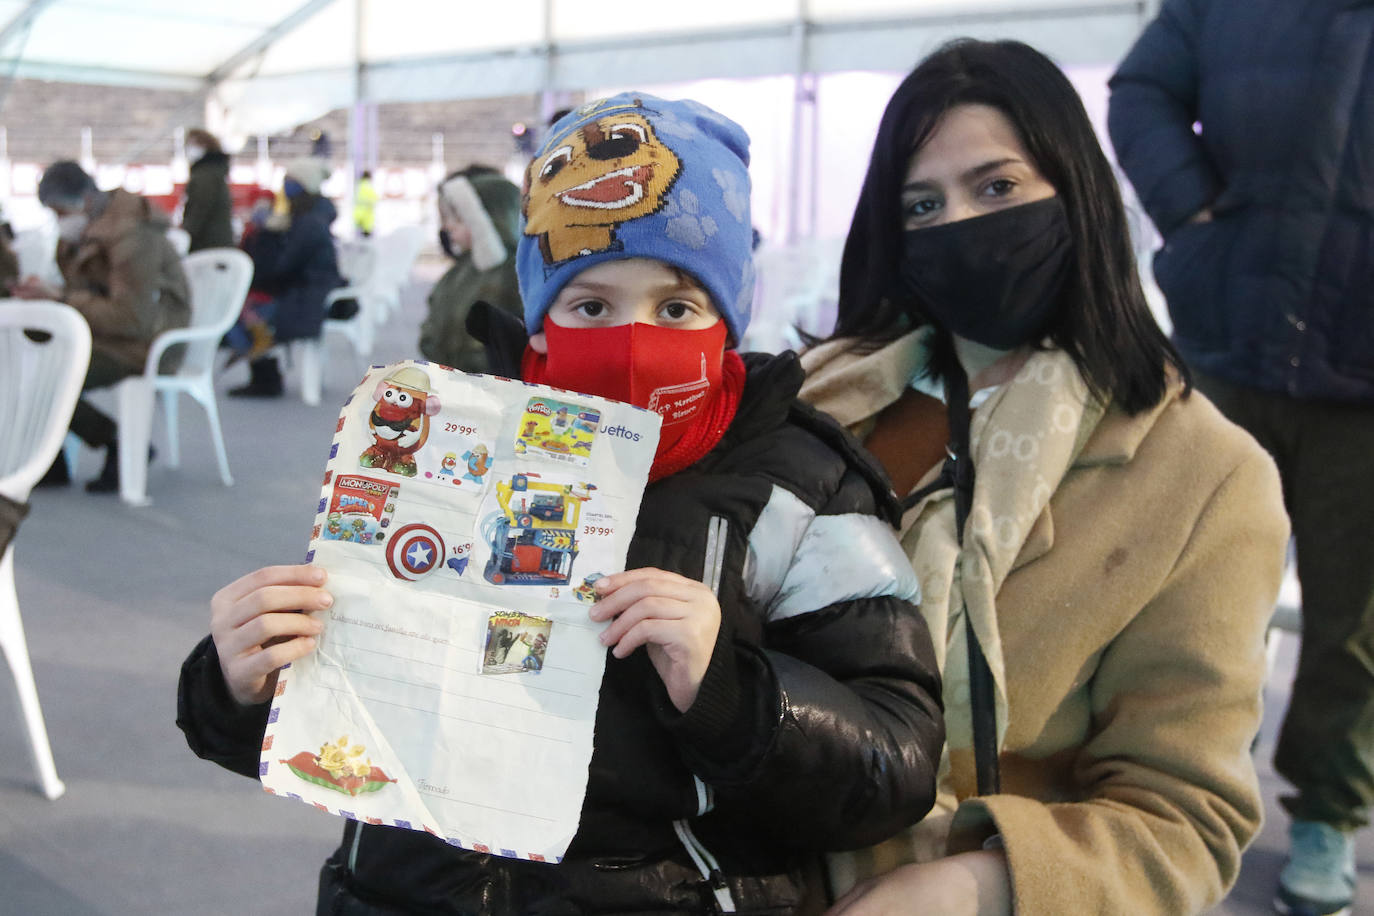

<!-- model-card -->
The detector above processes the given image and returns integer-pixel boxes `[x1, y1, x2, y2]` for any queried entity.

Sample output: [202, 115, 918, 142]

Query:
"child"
[418, 165, 524, 373]
[177, 94, 942, 914]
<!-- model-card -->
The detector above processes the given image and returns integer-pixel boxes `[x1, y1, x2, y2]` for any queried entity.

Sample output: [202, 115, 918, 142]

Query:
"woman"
[181, 127, 234, 252]
[801, 40, 1288, 915]
[230, 158, 342, 397]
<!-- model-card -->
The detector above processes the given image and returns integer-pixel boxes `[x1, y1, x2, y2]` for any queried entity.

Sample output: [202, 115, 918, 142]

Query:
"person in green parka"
[418, 165, 522, 373]
[181, 128, 234, 252]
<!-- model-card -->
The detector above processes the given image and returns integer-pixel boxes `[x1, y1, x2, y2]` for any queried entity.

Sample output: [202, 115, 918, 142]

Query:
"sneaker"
[1274, 820, 1355, 916]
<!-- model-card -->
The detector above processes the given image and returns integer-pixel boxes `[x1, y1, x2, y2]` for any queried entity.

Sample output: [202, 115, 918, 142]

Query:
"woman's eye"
[903, 198, 941, 222]
[984, 178, 1016, 197]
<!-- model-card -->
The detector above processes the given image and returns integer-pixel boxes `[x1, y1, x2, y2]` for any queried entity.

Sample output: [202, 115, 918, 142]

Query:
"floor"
[1, 259, 1371, 914]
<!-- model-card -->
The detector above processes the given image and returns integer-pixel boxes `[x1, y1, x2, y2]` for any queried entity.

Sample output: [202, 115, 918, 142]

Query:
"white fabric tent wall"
[212, 0, 1158, 136]
[0, 1, 1161, 136]
[0, 0, 1161, 247]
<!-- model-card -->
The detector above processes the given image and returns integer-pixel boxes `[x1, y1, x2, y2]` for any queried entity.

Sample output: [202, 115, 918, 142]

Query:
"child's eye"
[572, 300, 607, 318]
[660, 301, 695, 321]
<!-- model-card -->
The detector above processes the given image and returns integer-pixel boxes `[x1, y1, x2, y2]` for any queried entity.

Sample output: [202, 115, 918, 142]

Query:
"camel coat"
[800, 334, 1289, 915]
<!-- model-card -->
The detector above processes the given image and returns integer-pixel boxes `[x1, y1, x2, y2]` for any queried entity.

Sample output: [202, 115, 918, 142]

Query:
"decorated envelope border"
[260, 665, 563, 863]
[262, 361, 658, 863]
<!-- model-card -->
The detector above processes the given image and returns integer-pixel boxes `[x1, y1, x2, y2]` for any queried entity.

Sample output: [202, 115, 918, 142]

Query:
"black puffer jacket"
[1108, 0, 1374, 402]
[178, 306, 942, 914]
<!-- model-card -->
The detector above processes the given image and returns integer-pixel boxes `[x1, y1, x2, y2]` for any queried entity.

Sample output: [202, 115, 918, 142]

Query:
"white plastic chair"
[0, 300, 91, 800]
[297, 242, 382, 407]
[11, 226, 63, 290]
[166, 227, 191, 257]
[325, 243, 381, 356]
[115, 248, 253, 506]
[745, 241, 840, 352]
[369, 225, 425, 321]
[1265, 556, 1303, 681]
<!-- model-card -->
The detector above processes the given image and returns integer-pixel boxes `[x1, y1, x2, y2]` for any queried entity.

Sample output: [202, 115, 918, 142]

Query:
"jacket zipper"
[671, 517, 736, 913]
[673, 818, 737, 913]
[348, 818, 363, 872]
[345, 522, 736, 911]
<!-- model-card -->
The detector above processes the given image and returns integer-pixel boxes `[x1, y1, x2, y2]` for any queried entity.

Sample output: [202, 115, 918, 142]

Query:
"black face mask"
[899, 196, 1073, 350]
[438, 228, 459, 259]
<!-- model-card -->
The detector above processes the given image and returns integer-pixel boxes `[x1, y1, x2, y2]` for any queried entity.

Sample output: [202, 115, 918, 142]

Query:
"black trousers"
[69, 350, 138, 448]
[1197, 371, 1374, 829]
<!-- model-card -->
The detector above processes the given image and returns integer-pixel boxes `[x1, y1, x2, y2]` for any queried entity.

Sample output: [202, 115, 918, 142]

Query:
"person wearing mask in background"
[417, 165, 523, 373]
[181, 127, 233, 252]
[801, 40, 1288, 915]
[352, 170, 377, 238]
[1109, 6, 1374, 913]
[15, 160, 190, 492]
[229, 158, 342, 398]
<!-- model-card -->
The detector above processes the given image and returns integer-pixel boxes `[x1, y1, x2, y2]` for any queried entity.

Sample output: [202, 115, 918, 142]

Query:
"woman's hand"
[211, 564, 332, 706]
[826, 850, 1012, 916]
[589, 568, 721, 713]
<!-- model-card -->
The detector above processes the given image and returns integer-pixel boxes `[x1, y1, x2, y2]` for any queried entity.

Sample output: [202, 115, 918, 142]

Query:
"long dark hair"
[831, 38, 1187, 414]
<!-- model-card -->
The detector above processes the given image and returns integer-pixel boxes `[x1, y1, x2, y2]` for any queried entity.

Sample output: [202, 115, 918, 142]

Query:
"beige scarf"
[829, 345, 1106, 891]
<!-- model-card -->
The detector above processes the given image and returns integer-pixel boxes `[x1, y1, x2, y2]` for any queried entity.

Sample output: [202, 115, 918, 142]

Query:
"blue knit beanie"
[517, 93, 755, 344]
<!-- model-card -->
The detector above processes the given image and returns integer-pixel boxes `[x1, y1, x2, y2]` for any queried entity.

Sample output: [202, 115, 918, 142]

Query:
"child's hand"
[211, 564, 332, 706]
[589, 568, 721, 714]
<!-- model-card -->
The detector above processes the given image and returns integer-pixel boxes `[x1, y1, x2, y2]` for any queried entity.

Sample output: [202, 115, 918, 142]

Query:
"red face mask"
[531, 320, 728, 454]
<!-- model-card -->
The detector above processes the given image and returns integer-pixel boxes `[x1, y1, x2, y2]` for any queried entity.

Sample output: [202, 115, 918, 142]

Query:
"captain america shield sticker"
[386, 523, 445, 581]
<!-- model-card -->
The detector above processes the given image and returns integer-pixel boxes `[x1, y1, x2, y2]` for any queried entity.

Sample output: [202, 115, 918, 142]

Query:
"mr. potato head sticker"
[523, 99, 682, 264]
[359, 367, 441, 478]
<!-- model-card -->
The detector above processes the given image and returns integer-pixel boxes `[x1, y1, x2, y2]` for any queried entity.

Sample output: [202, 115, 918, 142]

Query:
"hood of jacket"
[441, 172, 520, 271]
[83, 188, 168, 244]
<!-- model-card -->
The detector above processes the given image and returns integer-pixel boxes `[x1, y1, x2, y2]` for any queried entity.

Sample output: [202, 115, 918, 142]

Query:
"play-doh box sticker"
[514, 397, 600, 467]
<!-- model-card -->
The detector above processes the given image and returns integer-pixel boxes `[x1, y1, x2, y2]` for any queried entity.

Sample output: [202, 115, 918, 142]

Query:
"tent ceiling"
[0, 0, 1157, 136]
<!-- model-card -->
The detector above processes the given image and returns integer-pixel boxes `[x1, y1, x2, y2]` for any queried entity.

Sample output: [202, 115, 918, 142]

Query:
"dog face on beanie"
[523, 103, 682, 264]
[517, 92, 757, 345]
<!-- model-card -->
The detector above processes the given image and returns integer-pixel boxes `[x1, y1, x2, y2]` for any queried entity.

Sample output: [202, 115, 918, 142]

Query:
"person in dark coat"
[176, 93, 943, 914]
[181, 128, 234, 252]
[1109, 4, 1374, 914]
[230, 158, 342, 397]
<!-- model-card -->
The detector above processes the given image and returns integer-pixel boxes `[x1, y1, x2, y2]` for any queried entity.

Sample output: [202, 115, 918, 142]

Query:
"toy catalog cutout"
[260, 361, 660, 863]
